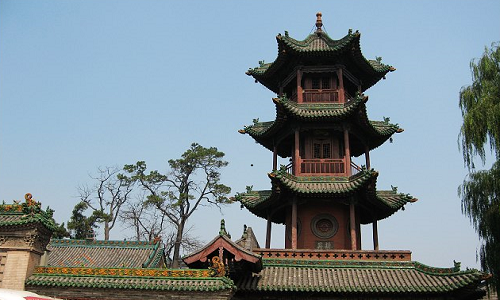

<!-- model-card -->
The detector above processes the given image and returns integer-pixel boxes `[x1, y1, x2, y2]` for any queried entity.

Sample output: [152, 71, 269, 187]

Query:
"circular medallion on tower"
[311, 214, 338, 239]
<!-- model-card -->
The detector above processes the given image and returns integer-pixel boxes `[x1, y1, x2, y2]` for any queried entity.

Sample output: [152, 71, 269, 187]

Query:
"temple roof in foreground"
[26, 266, 234, 292]
[236, 259, 486, 296]
[25, 222, 487, 299]
[47, 239, 165, 268]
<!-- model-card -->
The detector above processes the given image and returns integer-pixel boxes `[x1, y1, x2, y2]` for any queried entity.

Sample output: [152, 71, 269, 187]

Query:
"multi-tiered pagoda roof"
[246, 28, 395, 93]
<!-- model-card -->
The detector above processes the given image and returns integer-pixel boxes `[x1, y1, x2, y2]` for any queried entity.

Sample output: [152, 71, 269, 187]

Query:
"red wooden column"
[337, 68, 344, 103]
[344, 128, 351, 176]
[265, 217, 272, 248]
[297, 69, 303, 103]
[291, 197, 298, 250]
[294, 130, 300, 175]
[350, 202, 357, 250]
[365, 146, 371, 170]
[373, 220, 379, 250]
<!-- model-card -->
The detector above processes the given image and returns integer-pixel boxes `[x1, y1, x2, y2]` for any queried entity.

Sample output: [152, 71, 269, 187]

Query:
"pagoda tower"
[238, 13, 417, 252]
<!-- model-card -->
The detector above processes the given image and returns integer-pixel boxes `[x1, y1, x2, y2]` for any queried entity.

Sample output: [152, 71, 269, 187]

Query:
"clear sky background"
[1, 0, 499, 269]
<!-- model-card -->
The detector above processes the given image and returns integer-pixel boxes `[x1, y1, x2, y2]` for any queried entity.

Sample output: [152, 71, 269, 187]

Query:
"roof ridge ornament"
[315, 12, 323, 33]
[219, 219, 230, 238]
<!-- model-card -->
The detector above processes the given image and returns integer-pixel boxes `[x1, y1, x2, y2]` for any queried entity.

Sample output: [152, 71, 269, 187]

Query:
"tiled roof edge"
[142, 240, 164, 267]
[50, 239, 158, 248]
[0, 214, 57, 232]
[262, 258, 414, 269]
[26, 275, 235, 292]
[261, 258, 484, 277]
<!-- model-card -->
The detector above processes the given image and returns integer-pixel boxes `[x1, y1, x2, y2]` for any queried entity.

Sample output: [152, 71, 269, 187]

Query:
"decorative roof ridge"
[28, 266, 236, 291]
[142, 240, 164, 268]
[50, 238, 159, 248]
[31, 265, 230, 279]
[377, 188, 418, 204]
[412, 261, 484, 276]
[262, 258, 415, 269]
[0, 193, 57, 231]
[277, 29, 356, 51]
[238, 189, 272, 196]
[261, 258, 485, 276]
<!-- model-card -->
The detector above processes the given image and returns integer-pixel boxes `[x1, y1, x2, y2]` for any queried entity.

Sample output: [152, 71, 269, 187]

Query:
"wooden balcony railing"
[289, 89, 356, 103]
[254, 249, 412, 261]
[301, 159, 345, 175]
[282, 160, 363, 176]
[303, 89, 339, 102]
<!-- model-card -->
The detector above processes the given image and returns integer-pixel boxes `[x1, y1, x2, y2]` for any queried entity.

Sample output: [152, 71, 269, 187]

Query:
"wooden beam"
[337, 68, 345, 103]
[350, 202, 357, 250]
[294, 129, 300, 175]
[291, 198, 298, 250]
[265, 217, 272, 249]
[273, 145, 277, 171]
[373, 221, 379, 251]
[344, 128, 351, 176]
[297, 69, 303, 103]
[365, 146, 371, 170]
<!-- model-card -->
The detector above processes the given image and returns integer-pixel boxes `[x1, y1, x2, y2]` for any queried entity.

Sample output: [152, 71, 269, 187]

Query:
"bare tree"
[120, 194, 204, 267]
[120, 193, 168, 242]
[79, 166, 133, 240]
[123, 143, 231, 268]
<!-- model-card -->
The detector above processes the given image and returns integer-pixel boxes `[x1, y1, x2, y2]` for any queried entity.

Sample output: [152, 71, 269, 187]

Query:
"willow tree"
[458, 43, 500, 292]
[123, 143, 231, 268]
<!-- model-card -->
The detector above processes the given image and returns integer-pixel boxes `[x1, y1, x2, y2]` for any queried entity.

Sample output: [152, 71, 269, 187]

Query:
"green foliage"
[67, 202, 98, 239]
[123, 143, 231, 267]
[52, 221, 71, 239]
[458, 43, 500, 292]
[459, 43, 500, 169]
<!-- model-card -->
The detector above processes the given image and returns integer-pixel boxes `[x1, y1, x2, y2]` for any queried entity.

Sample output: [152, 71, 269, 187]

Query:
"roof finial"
[219, 219, 228, 236]
[315, 12, 323, 32]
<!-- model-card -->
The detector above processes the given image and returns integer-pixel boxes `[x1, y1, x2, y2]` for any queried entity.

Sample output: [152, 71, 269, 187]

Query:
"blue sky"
[1, 0, 499, 269]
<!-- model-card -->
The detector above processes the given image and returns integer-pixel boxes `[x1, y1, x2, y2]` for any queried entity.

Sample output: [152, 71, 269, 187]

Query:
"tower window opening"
[321, 77, 330, 89]
[312, 78, 321, 89]
[313, 141, 331, 159]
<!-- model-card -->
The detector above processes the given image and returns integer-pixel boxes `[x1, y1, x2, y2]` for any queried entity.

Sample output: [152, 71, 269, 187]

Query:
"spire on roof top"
[315, 12, 323, 33]
[219, 219, 230, 238]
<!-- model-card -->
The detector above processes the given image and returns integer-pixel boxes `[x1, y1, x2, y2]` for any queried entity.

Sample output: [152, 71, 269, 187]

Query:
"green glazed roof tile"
[239, 95, 401, 157]
[237, 170, 416, 224]
[247, 30, 394, 93]
[0, 195, 58, 232]
[26, 266, 235, 291]
[26, 275, 234, 292]
[376, 189, 417, 209]
[235, 259, 486, 294]
[237, 190, 272, 209]
[270, 169, 376, 195]
[48, 239, 165, 268]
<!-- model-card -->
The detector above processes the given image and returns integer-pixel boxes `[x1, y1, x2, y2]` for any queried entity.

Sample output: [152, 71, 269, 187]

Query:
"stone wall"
[1, 251, 40, 290]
